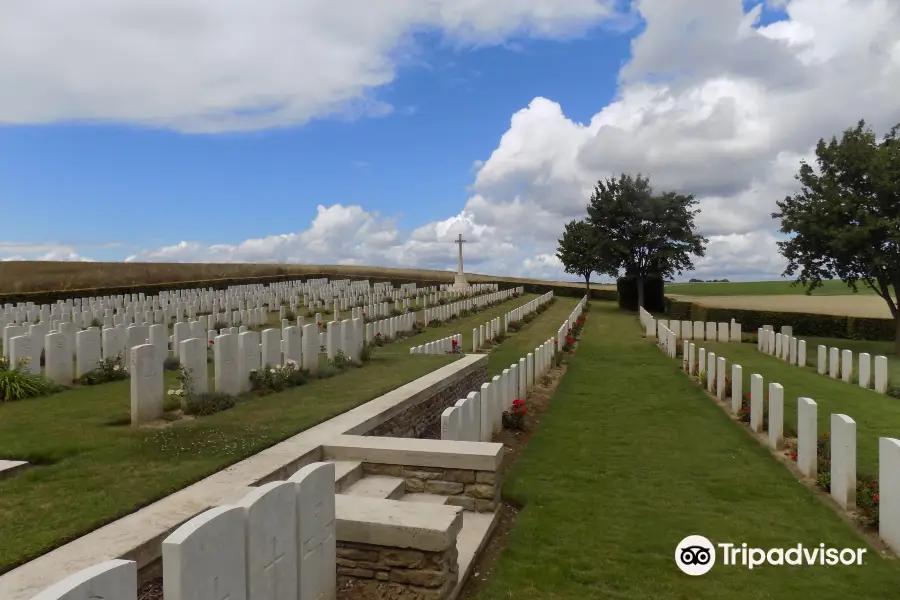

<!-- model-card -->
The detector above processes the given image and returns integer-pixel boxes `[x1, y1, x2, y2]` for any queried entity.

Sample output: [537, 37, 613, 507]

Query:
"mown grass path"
[476, 303, 900, 599]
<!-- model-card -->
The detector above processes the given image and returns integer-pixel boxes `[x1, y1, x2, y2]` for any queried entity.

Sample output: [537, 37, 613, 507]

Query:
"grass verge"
[666, 279, 871, 296]
[696, 338, 900, 479]
[474, 302, 900, 599]
[0, 351, 455, 573]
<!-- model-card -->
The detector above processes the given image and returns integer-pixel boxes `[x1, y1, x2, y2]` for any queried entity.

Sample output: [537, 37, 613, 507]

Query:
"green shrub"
[665, 297, 895, 342]
[617, 275, 665, 312]
[249, 361, 307, 394]
[0, 358, 60, 402]
[77, 355, 129, 385]
[361, 341, 373, 363]
[163, 356, 181, 371]
[283, 309, 295, 321]
[428, 319, 442, 327]
[507, 321, 521, 333]
[390, 308, 404, 317]
[523, 313, 535, 324]
[90, 318, 103, 328]
[329, 350, 353, 370]
[183, 391, 238, 416]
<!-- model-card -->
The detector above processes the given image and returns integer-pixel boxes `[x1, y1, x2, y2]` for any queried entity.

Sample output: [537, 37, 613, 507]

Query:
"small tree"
[556, 219, 602, 294]
[586, 173, 707, 309]
[774, 119, 900, 352]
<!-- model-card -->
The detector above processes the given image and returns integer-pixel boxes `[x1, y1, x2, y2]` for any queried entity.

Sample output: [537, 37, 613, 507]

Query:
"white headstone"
[879, 438, 900, 555]
[768, 383, 784, 449]
[797, 398, 817, 479]
[75, 328, 102, 377]
[30, 559, 137, 600]
[162, 505, 248, 600]
[288, 462, 336, 600]
[750, 374, 764, 433]
[830, 414, 856, 510]
[130, 343, 164, 425]
[44, 332, 72, 386]
[235, 481, 299, 600]
[180, 338, 209, 395]
[214, 333, 241, 395]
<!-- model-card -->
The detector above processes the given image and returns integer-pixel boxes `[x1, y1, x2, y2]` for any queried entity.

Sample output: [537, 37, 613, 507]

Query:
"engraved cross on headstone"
[263, 536, 287, 589]
[213, 575, 231, 600]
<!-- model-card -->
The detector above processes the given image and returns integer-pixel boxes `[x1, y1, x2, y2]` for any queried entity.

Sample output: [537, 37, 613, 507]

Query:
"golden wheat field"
[672, 294, 893, 318]
[0, 261, 615, 295]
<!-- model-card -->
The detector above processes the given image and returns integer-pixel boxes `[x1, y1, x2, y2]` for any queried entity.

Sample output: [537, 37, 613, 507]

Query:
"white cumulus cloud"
[9, 0, 900, 283]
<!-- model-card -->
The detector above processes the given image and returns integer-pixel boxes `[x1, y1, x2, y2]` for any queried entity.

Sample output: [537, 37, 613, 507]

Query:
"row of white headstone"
[443, 295, 588, 442]
[555, 296, 588, 349]
[757, 325, 889, 393]
[639, 308, 742, 343]
[422, 287, 522, 324]
[472, 318, 501, 352]
[0, 278, 495, 348]
[30, 462, 336, 600]
[131, 318, 368, 425]
[503, 291, 553, 332]
[410, 335, 462, 355]
[673, 340, 900, 560]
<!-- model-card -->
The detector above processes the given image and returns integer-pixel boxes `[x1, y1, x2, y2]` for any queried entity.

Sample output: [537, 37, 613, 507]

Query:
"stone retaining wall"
[337, 541, 459, 600]
[363, 462, 500, 512]
[366, 361, 488, 438]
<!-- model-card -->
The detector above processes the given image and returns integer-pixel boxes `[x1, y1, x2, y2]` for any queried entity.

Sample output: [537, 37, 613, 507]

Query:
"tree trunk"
[584, 273, 591, 297]
[636, 275, 645, 311]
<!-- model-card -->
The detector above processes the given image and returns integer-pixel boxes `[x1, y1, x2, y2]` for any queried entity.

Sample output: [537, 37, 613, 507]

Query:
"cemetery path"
[472, 302, 900, 599]
[699, 339, 900, 480]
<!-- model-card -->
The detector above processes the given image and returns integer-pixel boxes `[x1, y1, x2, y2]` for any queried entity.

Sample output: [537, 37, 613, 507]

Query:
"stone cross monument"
[453, 233, 470, 290]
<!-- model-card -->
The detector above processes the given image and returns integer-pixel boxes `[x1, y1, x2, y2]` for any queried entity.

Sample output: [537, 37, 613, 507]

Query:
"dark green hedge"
[617, 276, 665, 312]
[517, 281, 617, 301]
[0, 273, 618, 306]
[665, 297, 897, 341]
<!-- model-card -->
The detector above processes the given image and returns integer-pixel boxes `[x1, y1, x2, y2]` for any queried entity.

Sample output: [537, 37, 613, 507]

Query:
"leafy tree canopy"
[774, 120, 900, 329]
[585, 173, 707, 306]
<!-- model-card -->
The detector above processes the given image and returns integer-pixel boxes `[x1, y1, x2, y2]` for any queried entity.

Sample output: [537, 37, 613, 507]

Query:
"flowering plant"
[502, 398, 527, 430]
[249, 360, 306, 394]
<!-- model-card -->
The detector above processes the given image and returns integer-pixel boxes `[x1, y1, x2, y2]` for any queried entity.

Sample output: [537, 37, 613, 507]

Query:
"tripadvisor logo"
[675, 535, 867, 575]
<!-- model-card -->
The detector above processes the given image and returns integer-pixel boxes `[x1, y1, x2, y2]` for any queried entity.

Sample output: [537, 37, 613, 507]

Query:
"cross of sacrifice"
[454, 233, 467, 275]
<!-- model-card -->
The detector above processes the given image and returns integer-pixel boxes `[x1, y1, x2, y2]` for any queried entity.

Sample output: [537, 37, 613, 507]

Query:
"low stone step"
[330, 460, 363, 493]
[400, 493, 450, 505]
[341, 475, 406, 500]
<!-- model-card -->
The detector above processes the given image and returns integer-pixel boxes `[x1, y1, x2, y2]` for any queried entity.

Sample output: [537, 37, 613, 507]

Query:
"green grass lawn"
[476, 302, 900, 599]
[793, 335, 900, 383]
[694, 338, 900, 480]
[666, 279, 874, 296]
[0, 351, 457, 574]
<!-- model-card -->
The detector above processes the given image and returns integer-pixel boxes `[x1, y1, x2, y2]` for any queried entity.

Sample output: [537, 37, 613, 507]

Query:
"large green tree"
[586, 173, 707, 309]
[556, 219, 607, 294]
[774, 119, 900, 351]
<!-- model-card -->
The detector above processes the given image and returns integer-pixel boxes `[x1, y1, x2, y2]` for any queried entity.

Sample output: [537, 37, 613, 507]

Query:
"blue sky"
[0, 28, 629, 259]
[1, 0, 893, 282]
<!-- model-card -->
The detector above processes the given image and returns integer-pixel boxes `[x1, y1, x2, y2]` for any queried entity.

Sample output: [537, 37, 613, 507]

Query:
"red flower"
[554, 339, 558, 345]
[743, 407, 749, 412]
[376, 332, 381, 337]
[362, 312, 367, 317]
[790, 452, 797, 461]
[874, 493, 880, 503]
[452, 339, 458, 346]
[209, 340, 214, 345]
[316, 321, 323, 327]
[512, 399, 524, 408]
